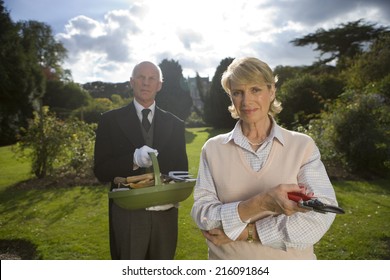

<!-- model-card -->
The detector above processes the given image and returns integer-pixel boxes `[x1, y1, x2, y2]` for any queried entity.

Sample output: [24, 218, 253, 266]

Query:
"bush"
[14, 106, 96, 179]
[71, 98, 113, 124]
[185, 111, 206, 128]
[278, 74, 344, 129]
[306, 89, 390, 179]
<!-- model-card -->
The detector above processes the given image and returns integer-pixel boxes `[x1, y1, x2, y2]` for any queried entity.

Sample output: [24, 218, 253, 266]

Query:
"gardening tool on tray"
[108, 153, 195, 210]
[288, 192, 345, 214]
[163, 171, 196, 182]
[113, 171, 195, 189]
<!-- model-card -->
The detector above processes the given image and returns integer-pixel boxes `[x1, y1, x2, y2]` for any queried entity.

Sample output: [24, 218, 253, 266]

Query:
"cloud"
[52, 0, 390, 83]
[266, 0, 390, 27]
[65, 16, 102, 36]
[249, 31, 319, 69]
[58, 6, 146, 71]
[177, 29, 203, 50]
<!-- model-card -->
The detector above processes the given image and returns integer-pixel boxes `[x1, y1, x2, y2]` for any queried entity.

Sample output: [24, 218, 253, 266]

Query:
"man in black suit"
[94, 61, 188, 260]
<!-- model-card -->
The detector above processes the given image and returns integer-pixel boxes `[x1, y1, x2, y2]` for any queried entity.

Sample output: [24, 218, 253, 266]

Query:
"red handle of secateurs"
[288, 192, 313, 202]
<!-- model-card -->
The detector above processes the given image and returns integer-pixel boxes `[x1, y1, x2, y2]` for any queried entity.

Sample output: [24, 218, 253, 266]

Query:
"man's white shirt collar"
[133, 99, 155, 122]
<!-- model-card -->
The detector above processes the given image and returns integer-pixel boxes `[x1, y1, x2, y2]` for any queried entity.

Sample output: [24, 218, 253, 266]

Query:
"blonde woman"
[191, 57, 338, 260]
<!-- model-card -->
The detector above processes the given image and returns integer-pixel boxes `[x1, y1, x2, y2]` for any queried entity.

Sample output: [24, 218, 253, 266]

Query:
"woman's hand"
[202, 228, 233, 246]
[263, 184, 314, 215]
[238, 184, 312, 222]
[202, 224, 260, 246]
[203, 185, 313, 247]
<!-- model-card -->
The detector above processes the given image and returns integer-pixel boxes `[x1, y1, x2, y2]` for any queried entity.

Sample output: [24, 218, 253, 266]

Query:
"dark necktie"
[141, 109, 151, 132]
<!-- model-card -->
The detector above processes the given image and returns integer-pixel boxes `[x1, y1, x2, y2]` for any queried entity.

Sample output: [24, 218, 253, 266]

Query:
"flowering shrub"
[14, 106, 96, 180]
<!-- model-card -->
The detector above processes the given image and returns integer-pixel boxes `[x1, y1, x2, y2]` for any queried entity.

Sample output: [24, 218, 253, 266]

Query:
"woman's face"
[230, 80, 275, 124]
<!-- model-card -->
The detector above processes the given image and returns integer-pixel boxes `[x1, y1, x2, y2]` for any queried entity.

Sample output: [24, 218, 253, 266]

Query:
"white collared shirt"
[227, 118, 284, 172]
[133, 99, 155, 123]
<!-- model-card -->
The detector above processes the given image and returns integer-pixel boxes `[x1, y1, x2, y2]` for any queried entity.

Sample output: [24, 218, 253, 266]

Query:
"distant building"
[186, 76, 210, 110]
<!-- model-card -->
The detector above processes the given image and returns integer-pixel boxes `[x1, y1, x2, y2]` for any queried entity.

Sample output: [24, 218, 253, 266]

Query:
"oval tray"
[108, 153, 195, 210]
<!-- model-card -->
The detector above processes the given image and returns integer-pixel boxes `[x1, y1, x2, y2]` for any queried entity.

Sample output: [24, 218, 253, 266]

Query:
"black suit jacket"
[94, 102, 188, 184]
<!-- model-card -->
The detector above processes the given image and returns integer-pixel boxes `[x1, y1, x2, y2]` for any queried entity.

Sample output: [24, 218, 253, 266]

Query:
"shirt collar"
[133, 99, 156, 121]
[223, 115, 285, 146]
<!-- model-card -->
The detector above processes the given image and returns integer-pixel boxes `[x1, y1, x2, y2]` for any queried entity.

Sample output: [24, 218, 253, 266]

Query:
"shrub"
[71, 97, 113, 124]
[278, 74, 344, 129]
[14, 106, 96, 179]
[306, 89, 390, 179]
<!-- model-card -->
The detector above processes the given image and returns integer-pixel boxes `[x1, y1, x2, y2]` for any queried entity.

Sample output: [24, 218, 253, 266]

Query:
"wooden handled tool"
[114, 173, 155, 189]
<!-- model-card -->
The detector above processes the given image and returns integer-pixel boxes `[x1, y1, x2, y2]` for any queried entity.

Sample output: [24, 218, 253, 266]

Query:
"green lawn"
[0, 128, 389, 259]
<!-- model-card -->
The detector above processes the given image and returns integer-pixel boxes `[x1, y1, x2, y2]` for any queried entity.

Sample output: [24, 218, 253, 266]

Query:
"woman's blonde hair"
[221, 57, 282, 119]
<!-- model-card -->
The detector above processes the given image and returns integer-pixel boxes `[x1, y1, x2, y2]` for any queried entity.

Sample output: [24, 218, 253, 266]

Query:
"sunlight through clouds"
[8, 0, 385, 83]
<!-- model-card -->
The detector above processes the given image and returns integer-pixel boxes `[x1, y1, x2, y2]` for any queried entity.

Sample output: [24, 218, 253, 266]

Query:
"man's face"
[130, 62, 162, 107]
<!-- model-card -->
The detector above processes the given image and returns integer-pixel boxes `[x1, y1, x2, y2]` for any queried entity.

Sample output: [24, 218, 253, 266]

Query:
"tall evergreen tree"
[204, 57, 236, 128]
[156, 59, 192, 121]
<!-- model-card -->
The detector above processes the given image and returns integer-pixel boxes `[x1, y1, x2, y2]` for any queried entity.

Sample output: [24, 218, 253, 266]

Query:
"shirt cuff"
[220, 201, 248, 240]
[257, 215, 287, 250]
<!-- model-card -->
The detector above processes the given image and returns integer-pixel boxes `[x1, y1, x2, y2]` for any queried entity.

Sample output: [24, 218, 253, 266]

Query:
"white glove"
[133, 145, 158, 168]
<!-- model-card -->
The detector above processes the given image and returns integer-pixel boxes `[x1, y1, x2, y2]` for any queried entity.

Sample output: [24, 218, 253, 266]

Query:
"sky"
[4, 0, 390, 84]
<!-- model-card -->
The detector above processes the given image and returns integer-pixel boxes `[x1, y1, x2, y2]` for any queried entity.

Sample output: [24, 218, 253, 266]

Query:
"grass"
[315, 180, 390, 259]
[0, 128, 389, 259]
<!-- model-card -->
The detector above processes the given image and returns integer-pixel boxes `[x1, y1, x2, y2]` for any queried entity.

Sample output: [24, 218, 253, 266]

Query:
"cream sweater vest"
[204, 127, 316, 259]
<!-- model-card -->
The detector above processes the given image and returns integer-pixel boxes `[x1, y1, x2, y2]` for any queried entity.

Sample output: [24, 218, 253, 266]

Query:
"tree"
[0, 4, 68, 145]
[291, 19, 389, 67]
[82, 81, 131, 99]
[17, 20, 67, 112]
[273, 65, 303, 90]
[16, 20, 69, 171]
[190, 72, 208, 120]
[0, 1, 29, 145]
[43, 80, 91, 118]
[73, 98, 114, 124]
[18, 20, 68, 81]
[277, 74, 344, 129]
[156, 59, 193, 121]
[302, 32, 390, 179]
[344, 34, 390, 89]
[203, 57, 236, 128]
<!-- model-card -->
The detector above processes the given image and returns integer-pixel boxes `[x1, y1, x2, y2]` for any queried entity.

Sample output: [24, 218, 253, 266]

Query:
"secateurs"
[167, 171, 196, 182]
[288, 192, 345, 214]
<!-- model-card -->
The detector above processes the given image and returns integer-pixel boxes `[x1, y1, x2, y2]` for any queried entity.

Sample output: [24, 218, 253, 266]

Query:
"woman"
[191, 57, 338, 259]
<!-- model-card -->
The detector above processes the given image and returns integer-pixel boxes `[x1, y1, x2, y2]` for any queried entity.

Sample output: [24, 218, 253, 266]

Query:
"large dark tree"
[156, 59, 193, 121]
[291, 19, 390, 67]
[0, 1, 68, 145]
[203, 57, 236, 129]
[0, 1, 29, 145]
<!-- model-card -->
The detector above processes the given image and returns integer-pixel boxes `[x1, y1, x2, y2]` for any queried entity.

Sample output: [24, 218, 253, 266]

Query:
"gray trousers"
[109, 201, 178, 260]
